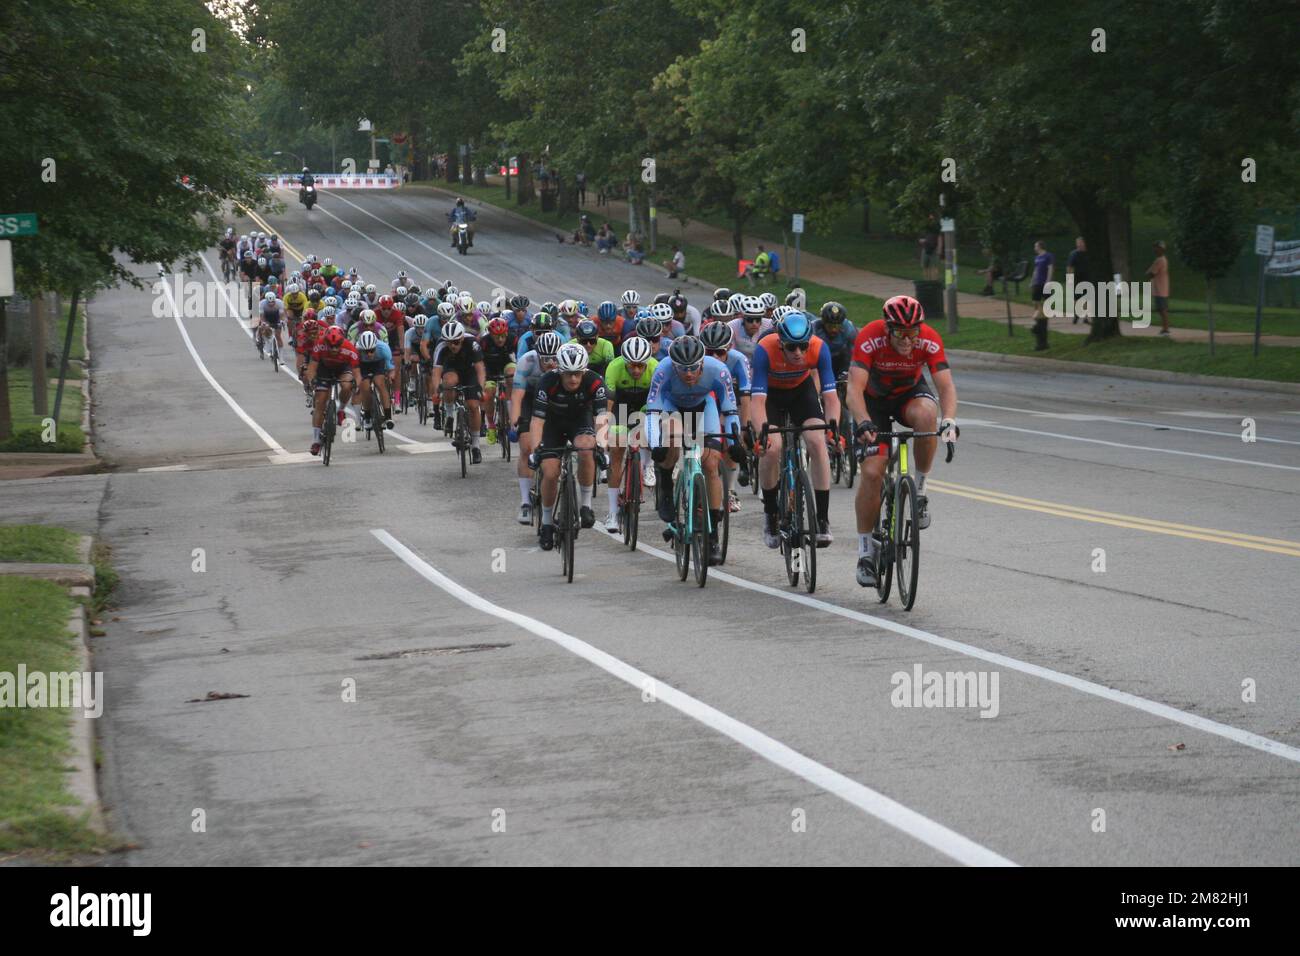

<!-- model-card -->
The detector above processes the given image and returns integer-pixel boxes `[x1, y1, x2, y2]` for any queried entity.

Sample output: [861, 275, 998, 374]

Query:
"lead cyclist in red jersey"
[845, 294, 958, 588]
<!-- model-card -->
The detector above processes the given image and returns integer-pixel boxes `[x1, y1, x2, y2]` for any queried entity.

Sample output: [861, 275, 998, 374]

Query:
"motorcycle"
[299, 185, 316, 210]
[455, 221, 469, 256]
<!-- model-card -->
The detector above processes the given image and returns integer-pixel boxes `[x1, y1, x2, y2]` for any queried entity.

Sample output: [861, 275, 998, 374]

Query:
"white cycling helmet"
[324, 258, 333, 266]
[740, 295, 766, 317]
[357, 330, 379, 351]
[621, 336, 652, 364]
[535, 331, 562, 357]
[341, 280, 352, 291]
[556, 342, 589, 372]
[620, 289, 640, 306]
[365, 283, 377, 295]
[559, 298, 580, 317]
[441, 320, 467, 341]
[759, 292, 778, 310]
[476, 300, 491, 315]
[436, 301, 455, 319]
[395, 286, 408, 298]
[772, 305, 797, 322]
[320, 306, 337, 319]
[263, 291, 276, 302]
[457, 291, 474, 312]
[649, 302, 674, 321]
[394, 302, 407, 313]
[727, 292, 745, 313]
[413, 314, 427, 329]
[287, 283, 300, 295]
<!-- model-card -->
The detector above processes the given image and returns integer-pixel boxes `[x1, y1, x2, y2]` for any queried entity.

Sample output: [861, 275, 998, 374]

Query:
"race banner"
[1265, 238, 1300, 276]
[261, 174, 401, 189]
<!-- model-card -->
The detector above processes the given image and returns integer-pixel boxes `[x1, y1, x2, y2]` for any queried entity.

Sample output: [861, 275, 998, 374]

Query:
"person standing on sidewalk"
[1144, 240, 1171, 335]
[1066, 237, 1090, 325]
[919, 214, 942, 280]
[1030, 240, 1054, 350]
[576, 172, 587, 206]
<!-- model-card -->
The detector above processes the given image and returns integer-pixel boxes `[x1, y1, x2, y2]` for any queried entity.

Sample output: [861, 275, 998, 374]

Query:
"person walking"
[1144, 240, 1171, 335]
[1030, 240, 1054, 350]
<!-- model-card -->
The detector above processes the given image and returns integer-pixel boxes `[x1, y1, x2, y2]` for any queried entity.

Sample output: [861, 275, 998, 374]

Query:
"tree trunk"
[515, 152, 534, 204]
[460, 148, 472, 185]
[473, 163, 486, 187]
[1060, 189, 1123, 341]
[0, 298, 11, 441]
[1107, 203, 1132, 281]
[31, 293, 48, 417]
[444, 144, 458, 183]
[729, 202, 746, 263]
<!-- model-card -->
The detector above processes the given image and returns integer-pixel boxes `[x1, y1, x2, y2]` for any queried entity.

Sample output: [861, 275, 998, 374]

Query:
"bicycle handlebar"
[857, 427, 960, 464]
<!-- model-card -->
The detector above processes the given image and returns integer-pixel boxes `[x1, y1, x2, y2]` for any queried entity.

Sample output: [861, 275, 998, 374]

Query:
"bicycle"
[361, 372, 386, 454]
[414, 360, 430, 425]
[442, 385, 471, 478]
[862, 428, 956, 611]
[267, 324, 281, 372]
[618, 439, 644, 551]
[831, 376, 858, 488]
[318, 379, 341, 467]
[535, 443, 604, 583]
[743, 423, 760, 497]
[661, 430, 731, 588]
[494, 380, 512, 462]
[761, 421, 832, 594]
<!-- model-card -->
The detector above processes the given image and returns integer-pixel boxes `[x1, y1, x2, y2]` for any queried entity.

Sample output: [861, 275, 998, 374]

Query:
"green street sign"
[0, 213, 37, 237]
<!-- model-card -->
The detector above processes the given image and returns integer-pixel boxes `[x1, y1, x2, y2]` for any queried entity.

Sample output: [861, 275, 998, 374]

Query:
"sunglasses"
[678, 362, 704, 374]
[743, 316, 762, 324]
[783, 342, 809, 352]
[890, 329, 920, 341]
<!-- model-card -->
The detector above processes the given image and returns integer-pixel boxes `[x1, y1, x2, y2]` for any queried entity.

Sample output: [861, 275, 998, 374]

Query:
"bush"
[0, 426, 85, 453]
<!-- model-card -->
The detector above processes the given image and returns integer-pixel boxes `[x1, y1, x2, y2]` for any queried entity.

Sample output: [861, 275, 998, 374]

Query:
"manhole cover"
[356, 643, 511, 660]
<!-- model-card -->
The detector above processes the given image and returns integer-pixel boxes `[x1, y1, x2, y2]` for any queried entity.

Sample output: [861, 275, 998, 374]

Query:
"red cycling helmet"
[378, 294, 394, 310]
[324, 326, 344, 347]
[487, 317, 508, 336]
[882, 294, 924, 329]
[303, 308, 317, 321]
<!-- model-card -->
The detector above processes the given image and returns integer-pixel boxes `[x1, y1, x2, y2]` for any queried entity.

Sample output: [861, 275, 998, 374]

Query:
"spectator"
[1066, 236, 1090, 324]
[571, 214, 596, 246]
[576, 172, 587, 205]
[978, 247, 1003, 295]
[595, 223, 613, 254]
[625, 232, 645, 265]
[663, 244, 685, 279]
[1030, 240, 1054, 350]
[748, 244, 772, 285]
[919, 214, 943, 279]
[1144, 240, 1171, 335]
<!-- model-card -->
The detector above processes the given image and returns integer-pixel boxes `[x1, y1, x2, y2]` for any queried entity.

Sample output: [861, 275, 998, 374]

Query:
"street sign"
[791, 213, 805, 234]
[0, 213, 37, 237]
[0, 240, 13, 297]
[940, 217, 955, 232]
[1255, 224, 1274, 256]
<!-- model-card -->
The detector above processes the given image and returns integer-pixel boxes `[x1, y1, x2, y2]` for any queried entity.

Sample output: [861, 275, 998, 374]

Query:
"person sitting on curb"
[595, 223, 614, 254]
[625, 232, 645, 265]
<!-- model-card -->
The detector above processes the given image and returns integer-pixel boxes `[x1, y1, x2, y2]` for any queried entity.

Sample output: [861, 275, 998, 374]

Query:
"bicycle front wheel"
[780, 471, 798, 587]
[895, 474, 921, 610]
[798, 470, 818, 593]
[623, 451, 641, 550]
[457, 408, 468, 478]
[691, 472, 709, 587]
[674, 477, 689, 581]
[372, 389, 385, 454]
[561, 472, 577, 583]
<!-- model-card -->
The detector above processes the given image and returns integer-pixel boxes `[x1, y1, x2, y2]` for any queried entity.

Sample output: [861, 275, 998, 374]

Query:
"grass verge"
[0, 525, 81, 564]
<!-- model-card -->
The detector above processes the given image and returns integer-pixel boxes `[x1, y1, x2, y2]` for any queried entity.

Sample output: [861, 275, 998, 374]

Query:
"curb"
[67, 533, 106, 834]
[949, 349, 1300, 396]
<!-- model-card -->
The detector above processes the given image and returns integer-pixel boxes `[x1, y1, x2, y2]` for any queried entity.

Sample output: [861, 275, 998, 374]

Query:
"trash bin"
[913, 279, 944, 319]
[540, 189, 556, 213]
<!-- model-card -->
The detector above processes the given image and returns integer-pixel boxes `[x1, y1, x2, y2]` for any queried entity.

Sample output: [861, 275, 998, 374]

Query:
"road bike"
[863, 428, 956, 611]
[442, 385, 471, 477]
[361, 371, 386, 454]
[830, 375, 857, 488]
[618, 439, 644, 550]
[413, 360, 430, 425]
[494, 380, 512, 461]
[536, 443, 604, 583]
[317, 379, 341, 467]
[662, 430, 731, 588]
[761, 421, 831, 594]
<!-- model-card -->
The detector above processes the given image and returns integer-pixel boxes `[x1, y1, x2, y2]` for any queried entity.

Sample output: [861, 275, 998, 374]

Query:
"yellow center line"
[927, 479, 1300, 558]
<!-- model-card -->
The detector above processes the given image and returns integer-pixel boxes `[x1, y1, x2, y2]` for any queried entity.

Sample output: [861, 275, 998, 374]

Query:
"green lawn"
[0, 576, 108, 854]
[1, 302, 86, 453]
[0, 525, 80, 564]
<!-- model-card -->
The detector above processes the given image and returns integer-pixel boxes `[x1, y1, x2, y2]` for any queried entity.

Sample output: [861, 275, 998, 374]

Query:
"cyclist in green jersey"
[601, 336, 658, 532]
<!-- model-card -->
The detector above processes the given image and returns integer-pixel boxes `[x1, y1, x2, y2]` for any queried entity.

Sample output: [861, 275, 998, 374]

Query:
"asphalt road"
[5, 187, 1299, 865]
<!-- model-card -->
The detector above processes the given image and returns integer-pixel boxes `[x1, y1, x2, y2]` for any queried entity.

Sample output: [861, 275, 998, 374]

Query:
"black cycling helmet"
[668, 335, 706, 368]
[820, 301, 847, 326]
[636, 316, 664, 340]
[652, 292, 671, 306]
[540, 301, 558, 317]
[699, 321, 733, 352]
[713, 287, 732, 302]
[509, 294, 530, 312]
[532, 311, 554, 330]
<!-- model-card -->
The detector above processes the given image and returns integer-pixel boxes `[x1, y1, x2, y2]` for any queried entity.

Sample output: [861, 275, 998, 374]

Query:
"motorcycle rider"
[299, 167, 316, 207]
[447, 197, 477, 248]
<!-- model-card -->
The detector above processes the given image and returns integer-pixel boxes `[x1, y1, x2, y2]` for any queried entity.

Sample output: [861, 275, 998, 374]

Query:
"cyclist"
[601, 336, 658, 532]
[669, 291, 702, 335]
[305, 326, 359, 457]
[479, 317, 518, 443]
[573, 318, 614, 377]
[218, 228, 238, 276]
[812, 300, 857, 460]
[620, 289, 641, 326]
[431, 320, 487, 465]
[510, 331, 563, 524]
[515, 309, 569, 358]
[727, 296, 772, 363]
[752, 310, 839, 549]
[347, 308, 388, 344]
[295, 314, 323, 383]
[594, 301, 625, 347]
[646, 335, 743, 566]
[390, 268, 409, 292]
[421, 300, 457, 426]
[531, 342, 609, 551]
[506, 294, 532, 338]
[255, 291, 285, 357]
[403, 313, 430, 409]
[283, 283, 309, 340]
[355, 329, 395, 431]
[375, 295, 406, 409]
[700, 319, 753, 511]
[846, 294, 958, 587]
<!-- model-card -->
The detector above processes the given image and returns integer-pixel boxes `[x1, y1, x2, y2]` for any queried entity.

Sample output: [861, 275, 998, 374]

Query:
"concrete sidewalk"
[499, 177, 1300, 348]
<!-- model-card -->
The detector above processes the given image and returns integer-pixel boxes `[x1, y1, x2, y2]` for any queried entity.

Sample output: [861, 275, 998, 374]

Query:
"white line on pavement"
[371, 528, 1016, 867]
[593, 529, 1300, 767]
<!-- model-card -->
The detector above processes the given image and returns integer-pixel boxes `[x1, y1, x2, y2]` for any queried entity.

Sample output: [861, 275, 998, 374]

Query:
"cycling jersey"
[603, 356, 658, 420]
[310, 339, 360, 371]
[727, 317, 774, 363]
[811, 319, 858, 378]
[296, 327, 323, 355]
[851, 319, 949, 399]
[582, 337, 616, 376]
[505, 311, 531, 339]
[673, 305, 703, 336]
[751, 335, 836, 396]
[645, 355, 739, 447]
[533, 370, 607, 421]
[260, 300, 283, 325]
[283, 292, 309, 315]
[516, 326, 571, 359]
[716, 347, 753, 398]
[433, 339, 485, 376]
[479, 333, 519, 379]
[403, 327, 426, 355]
[347, 323, 388, 344]
[357, 340, 395, 374]
[376, 307, 404, 349]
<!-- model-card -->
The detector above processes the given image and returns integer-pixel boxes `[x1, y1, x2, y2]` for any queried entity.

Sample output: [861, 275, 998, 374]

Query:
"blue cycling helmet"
[597, 300, 618, 322]
[777, 310, 812, 346]
[635, 307, 652, 321]
[577, 300, 589, 316]
[575, 319, 599, 341]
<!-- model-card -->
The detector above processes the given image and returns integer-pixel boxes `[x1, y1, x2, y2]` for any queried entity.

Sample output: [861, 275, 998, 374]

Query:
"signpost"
[941, 216, 957, 332]
[1254, 225, 1273, 357]
[792, 213, 804, 287]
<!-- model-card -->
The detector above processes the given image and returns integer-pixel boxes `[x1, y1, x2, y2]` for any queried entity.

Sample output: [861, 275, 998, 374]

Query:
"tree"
[1169, 158, 1246, 353]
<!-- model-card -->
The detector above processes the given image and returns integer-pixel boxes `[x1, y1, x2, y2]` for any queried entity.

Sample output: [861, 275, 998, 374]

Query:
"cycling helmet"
[710, 298, 735, 320]
[636, 316, 664, 340]
[365, 283, 377, 295]
[303, 308, 317, 322]
[397, 269, 408, 279]
[287, 283, 300, 295]
[882, 294, 924, 329]
[257, 257, 267, 267]
[357, 330, 379, 351]
[394, 302, 407, 314]
[508, 294, 530, 312]
[341, 280, 353, 292]
[532, 311, 554, 329]
[413, 314, 428, 329]
[436, 301, 456, 319]
[456, 197, 465, 207]
[772, 305, 797, 322]
[820, 301, 847, 326]
[487, 317, 508, 336]
[359, 309, 377, 325]
[668, 335, 706, 368]
[320, 306, 337, 320]
[668, 293, 688, 315]
[408, 284, 421, 296]
[492, 293, 507, 312]
[307, 287, 322, 301]
[457, 292, 474, 312]
[443, 284, 458, 299]
[323, 257, 332, 266]
[597, 301, 618, 322]
[302, 318, 318, 332]
[785, 288, 807, 310]
[727, 292, 745, 313]
[404, 293, 420, 308]
[740, 295, 765, 318]
[556, 342, 589, 372]
[540, 301, 559, 317]
[577, 301, 589, 316]
[649, 302, 674, 321]
[475, 300, 492, 317]
[777, 310, 813, 346]
[699, 321, 733, 352]
[441, 320, 467, 341]
[621, 337, 652, 364]
[535, 331, 562, 357]
[652, 292, 671, 306]
[378, 294, 394, 310]
[713, 287, 732, 302]
[263, 291, 277, 302]
[760, 292, 778, 310]
[311, 269, 322, 277]
[621, 289, 641, 306]
[395, 286, 408, 299]
[559, 299, 580, 318]
[324, 327, 344, 347]
[575, 319, 598, 342]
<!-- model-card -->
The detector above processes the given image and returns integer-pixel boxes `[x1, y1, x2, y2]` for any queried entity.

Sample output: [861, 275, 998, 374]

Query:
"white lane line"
[137, 464, 191, 473]
[371, 528, 1015, 867]
[158, 266, 290, 459]
[319, 192, 514, 293]
[592, 529, 1300, 766]
[963, 400, 1300, 447]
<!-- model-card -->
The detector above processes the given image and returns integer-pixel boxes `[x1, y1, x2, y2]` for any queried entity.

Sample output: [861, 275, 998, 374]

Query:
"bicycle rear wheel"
[691, 472, 709, 587]
[371, 388, 385, 454]
[623, 451, 641, 550]
[895, 474, 921, 611]
[322, 398, 336, 467]
[875, 486, 894, 604]
[673, 477, 689, 581]
[798, 469, 818, 594]
[718, 487, 730, 564]
[417, 374, 429, 425]
[457, 407, 468, 478]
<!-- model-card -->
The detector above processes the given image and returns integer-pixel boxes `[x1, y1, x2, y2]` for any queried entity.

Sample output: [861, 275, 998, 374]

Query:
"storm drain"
[356, 643, 512, 661]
